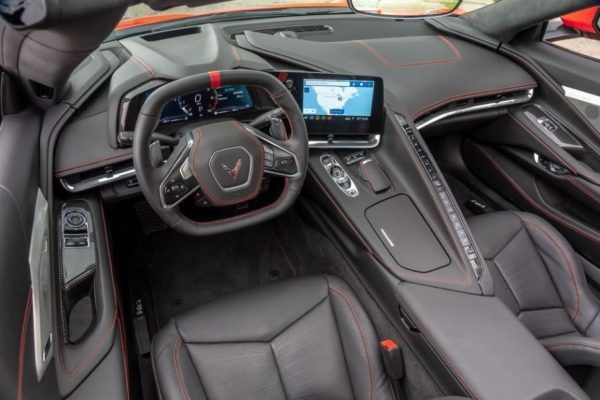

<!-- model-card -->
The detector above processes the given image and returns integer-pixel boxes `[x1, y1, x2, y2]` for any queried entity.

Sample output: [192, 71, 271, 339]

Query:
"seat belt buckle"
[379, 339, 404, 380]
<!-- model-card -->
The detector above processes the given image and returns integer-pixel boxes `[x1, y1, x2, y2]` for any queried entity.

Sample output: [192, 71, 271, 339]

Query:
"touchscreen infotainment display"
[274, 72, 384, 137]
[302, 79, 375, 119]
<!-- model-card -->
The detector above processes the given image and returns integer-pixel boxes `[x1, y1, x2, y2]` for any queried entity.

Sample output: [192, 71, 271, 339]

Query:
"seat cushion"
[468, 211, 600, 367]
[151, 274, 395, 400]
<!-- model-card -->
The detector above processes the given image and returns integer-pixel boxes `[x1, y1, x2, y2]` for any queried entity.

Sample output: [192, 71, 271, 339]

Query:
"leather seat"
[468, 211, 600, 368]
[151, 275, 396, 400]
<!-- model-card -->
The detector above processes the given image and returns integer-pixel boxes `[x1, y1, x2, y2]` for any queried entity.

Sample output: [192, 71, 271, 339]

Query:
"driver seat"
[151, 275, 396, 400]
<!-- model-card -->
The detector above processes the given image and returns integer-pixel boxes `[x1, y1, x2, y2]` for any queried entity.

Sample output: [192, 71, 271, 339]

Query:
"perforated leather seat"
[468, 211, 600, 368]
[151, 275, 396, 400]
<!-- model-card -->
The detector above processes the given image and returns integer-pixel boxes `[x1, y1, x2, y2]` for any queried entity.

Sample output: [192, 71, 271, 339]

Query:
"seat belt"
[379, 339, 407, 400]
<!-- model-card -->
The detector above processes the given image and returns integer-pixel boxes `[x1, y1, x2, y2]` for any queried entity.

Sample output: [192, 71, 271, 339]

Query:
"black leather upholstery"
[152, 275, 395, 400]
[468, 211, 600, 368]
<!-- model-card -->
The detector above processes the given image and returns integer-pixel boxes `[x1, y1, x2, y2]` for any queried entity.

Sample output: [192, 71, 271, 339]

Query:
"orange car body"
[561, 6, 600, 34]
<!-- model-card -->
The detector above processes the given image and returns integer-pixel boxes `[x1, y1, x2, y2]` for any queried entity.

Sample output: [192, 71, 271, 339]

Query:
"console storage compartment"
[366, 195, 449, 272]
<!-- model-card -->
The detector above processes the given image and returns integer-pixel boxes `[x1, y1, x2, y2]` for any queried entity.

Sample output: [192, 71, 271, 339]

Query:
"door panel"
[0, 105, 62, 399]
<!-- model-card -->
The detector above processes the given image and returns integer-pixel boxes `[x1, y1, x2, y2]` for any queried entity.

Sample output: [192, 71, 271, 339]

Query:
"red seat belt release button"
[379, 339, 404, 380]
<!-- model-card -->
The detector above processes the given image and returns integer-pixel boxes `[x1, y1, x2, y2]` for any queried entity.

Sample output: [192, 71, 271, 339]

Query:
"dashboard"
[118, 71, 384, 147]
[54, 15, 537, 184]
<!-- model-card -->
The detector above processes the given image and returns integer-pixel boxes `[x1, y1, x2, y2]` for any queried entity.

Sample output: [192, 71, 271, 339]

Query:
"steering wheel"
[133, 70, 308, 236]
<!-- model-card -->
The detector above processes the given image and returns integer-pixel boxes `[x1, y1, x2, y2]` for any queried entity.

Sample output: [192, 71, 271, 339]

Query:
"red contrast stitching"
[230, 45, 242, 68]
[521, 216, 581, 323]
[177, 179, 289, 226]
[474, 144, 600, 244]
[412, 82, 537, 120]
[17, 287, 32, 400]
[566, 175, 600, 203]
[308, 169, 469, 286]
[396, 292, 479, 400]
[330, 287, 374, 400]
[507, 113, 576, 175]
[354, 35, 461, 68]
[118, 318, 131, 400]
[131, 55, 156, 79]
[173, 337, 191, 400]
[189, 124, 264, 207]
[546, 342, 600, 352]
[57, 200, 119, 377]
[55, 152, 133, 176]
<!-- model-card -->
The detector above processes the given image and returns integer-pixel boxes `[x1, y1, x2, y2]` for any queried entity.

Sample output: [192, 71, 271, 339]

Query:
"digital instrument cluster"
[143, 85, 254, 127]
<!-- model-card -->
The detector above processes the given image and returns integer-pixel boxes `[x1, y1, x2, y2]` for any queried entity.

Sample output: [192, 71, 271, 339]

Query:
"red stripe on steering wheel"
[208, 71, 222, 89]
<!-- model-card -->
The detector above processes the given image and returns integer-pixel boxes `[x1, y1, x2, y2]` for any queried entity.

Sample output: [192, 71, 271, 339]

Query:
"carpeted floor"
[146, 222, 299, 327]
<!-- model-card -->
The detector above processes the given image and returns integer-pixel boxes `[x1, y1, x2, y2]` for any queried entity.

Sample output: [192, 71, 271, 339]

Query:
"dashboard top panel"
[55, 14, 537, 177]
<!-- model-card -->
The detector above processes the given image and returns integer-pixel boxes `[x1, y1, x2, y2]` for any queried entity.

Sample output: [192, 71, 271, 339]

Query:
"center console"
[305, 88, 587, 399]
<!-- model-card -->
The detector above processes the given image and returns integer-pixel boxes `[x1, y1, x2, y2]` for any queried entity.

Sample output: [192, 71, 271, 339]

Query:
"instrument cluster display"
[143, 85, 254, 127]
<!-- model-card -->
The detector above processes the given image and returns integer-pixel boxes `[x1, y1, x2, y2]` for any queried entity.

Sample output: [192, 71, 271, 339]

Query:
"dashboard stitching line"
[353, 35, 461, 68]
[411, 82, 537, 120]
[131, 55, 156, 79]
[55, 151, 133, 175]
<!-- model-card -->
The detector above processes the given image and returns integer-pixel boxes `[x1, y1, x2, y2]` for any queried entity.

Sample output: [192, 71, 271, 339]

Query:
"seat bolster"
[152, 320, 208, 400]
[325, 276, 394, 400]
[466, 211, 524, 259]
[518, 212, 600, 332]
[175, 275, 330, 343]
[541, 333, 600, 368]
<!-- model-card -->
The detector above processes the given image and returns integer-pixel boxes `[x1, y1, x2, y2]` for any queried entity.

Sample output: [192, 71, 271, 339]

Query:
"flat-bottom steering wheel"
[133, 70, 308, 236]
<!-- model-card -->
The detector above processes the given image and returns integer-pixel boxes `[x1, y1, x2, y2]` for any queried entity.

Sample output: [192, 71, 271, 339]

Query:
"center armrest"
[396, 283, 589, 400]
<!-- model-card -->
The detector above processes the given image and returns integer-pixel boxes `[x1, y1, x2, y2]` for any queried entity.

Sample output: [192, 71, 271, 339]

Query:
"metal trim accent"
[28, 190, 53, 381]
[60, 168, 136, 193]
[320, 154, 359, 198]
[242, 125, 302, 179]
[563, 86, 600, 107]
[159, 134, 199, 209]
[524, 106, 584, 150]
[308, 134, 381, 149]
[415, 89, 534, 130]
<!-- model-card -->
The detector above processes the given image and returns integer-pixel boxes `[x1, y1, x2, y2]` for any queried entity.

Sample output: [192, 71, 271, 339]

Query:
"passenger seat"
[468, 211, 600, 368]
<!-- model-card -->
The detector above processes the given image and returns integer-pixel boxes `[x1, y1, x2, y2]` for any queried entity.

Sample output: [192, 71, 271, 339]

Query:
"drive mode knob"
[330, 166, 346, 181]
[66, 212, 86, 228]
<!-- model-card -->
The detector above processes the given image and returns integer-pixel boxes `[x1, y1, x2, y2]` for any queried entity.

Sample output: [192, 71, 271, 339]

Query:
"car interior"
[1, 0, 600, 399]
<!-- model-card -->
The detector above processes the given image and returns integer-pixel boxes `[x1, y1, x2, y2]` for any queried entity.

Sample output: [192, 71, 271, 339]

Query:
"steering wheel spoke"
[158, 132, 200, 208]
[242, 123, 300, 178]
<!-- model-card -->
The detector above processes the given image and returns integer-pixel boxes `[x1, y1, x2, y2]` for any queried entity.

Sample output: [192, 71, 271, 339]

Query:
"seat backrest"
[152, 275, 396, 400]
[469, 211, 600, 340]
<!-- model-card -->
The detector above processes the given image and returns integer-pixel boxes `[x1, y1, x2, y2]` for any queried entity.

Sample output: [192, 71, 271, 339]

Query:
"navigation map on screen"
[302, 79, 374, 119]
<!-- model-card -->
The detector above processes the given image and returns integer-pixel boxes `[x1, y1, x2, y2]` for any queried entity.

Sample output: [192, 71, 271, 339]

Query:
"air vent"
[230, 25, 332, 39]
[142, 26, 202, 42]
[29, 80, 55, 99]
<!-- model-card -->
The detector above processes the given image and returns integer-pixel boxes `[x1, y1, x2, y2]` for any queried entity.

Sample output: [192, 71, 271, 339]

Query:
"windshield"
[119, 0, 500, 30]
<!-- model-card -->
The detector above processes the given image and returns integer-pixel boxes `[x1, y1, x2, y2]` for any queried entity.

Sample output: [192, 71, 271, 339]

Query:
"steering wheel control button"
[320, 154, 359, 198]
[180, 159, 192, 180]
